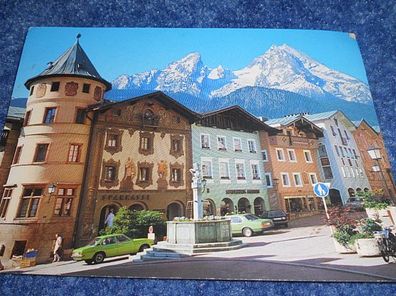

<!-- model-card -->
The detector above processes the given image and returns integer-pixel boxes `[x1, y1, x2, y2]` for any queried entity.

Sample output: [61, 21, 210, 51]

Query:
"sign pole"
[313, 182, 331, 220]
[322, 197, 330, 220]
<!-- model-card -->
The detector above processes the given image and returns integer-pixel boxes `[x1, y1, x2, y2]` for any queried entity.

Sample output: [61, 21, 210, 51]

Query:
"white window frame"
[292, 172, 303, 187]
[287, 149, 297, 162]
[233, 137, 242, 152]
[276, 148, 285, 162]
[201, 157, 213, 181]
[218, 158, 230, 182]
[200, 133, 211, 149]
[303, 150, 313, 163]
[265, 173, 273, 188]
[341, 167, 346, 178]
[235, 159, 246, 182]
[280, 172, 290, 187]
[261, 149, 268, 162]
[309, 173, 318, 185]
[250, 160, 261, 181]
[247, 139, 257, 153]
[217, 135, 227, 151]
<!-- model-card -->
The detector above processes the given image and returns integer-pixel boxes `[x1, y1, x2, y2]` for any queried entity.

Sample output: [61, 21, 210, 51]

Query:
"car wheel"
[138, 244, 150, 253]
[242, 227, 253, 237]
[84, 260, 93, 265]
[93, 252, 105, 264]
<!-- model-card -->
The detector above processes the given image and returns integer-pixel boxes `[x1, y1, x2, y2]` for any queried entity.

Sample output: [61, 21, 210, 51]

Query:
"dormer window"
[82, 83, 90, 94]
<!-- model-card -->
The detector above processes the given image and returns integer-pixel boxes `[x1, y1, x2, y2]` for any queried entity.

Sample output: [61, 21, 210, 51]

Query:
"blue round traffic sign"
[313, 182, 330, 198]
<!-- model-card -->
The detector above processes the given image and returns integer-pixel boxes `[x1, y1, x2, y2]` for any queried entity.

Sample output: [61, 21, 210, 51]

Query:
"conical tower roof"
[25, 34, 111, 90]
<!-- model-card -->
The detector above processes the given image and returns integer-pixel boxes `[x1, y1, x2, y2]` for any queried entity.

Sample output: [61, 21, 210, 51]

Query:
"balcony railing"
[0, 130, 9, 147]
[140, 114, 160, 127]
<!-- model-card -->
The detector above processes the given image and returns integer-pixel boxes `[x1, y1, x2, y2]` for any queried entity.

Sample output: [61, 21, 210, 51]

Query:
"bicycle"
[375, 226, 396, 263]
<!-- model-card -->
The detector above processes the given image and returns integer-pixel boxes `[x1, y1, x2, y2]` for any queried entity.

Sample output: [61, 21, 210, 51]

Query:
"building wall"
[313, 114, 371, 203]
[353, 122, 396, 197]
[192, 124, 269, 216]
[259, 126, 323, 215]
[76, 97, 193, 246]
[0, 76, 107, 263]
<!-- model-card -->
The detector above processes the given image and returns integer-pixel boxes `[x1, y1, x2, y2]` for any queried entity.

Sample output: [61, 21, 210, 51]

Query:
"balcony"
[140, 114, 160, 127]
[0, 130, 9, 147]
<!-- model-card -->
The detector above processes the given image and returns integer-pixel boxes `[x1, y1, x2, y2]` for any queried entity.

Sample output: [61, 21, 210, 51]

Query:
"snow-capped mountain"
[112, 44, 372, 104]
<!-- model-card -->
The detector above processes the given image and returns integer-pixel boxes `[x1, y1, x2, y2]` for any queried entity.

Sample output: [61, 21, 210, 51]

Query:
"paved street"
[4, 214, 396, 282]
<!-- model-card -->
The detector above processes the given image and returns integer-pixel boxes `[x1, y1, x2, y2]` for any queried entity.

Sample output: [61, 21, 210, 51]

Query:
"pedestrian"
[53, 233, 63, 262]
[105, 208, 115, 228]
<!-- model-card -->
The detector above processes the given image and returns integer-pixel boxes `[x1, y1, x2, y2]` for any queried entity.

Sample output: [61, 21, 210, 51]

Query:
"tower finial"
[76, 33, 81, 43]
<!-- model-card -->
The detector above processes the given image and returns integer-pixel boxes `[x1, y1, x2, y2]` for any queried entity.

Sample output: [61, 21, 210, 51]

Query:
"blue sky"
[12, 27, 369, 98]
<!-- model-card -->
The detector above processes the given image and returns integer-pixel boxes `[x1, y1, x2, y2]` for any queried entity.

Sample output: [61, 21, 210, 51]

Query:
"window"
[43, 107, 56, 124]
[75, 108, 85, 124]
[139, 167, 149, 181]
[33, 144, 49, 162]
[67, 144, 82, 162]
[348, 159, 353, 166]
[219, 161, 229, 179]
[348, 148, 353, 158]
[112, 109, 121, 116]
[261, 150, 268, 162]
[138, 132, 153, 156]
[334, 145, 340, 157]
[171, 168, 182, 182]
[235, 162, 245, 180]
[293, 173, 303, 187]
[29, 86, 34, 96]
[17, 187, 43, 218]
[23, 110, 31, 126]
[248, 140, 257, 153]
[344, 147, 349, 158]
[276, 148, 285, 161]
[350, 168, 355, 178]
[340, 147, 345, 157]
[330, 125, 337, 136]
[309, 173, 318, 184]
[170, 135, 184, 158]
[172, 139, 181, 153]
[265, 173, 273, 188]
[50, 82, 60, 92]
[107, 134, 117, 147]
[287, 149, 297, 162]
[201, 134, 210, 149]
[344, 130, 350, 140]
[352, 149, 358, 159]
[13, 146, 22, 164]
[217, 136, 226, 150]
[54, 188, 75, 216]
[105, 130, 123, 155]
[0, 189, 12, 218]
[135, 161, 154, 189]
[281, 173, 290, 187]
[140, 136, 151, 150]
[303, 150, 313, 163]
[334, 118, 339, 126]
[341, 158, 345, 165]
[105, 166, 116, 181]
[82, 83, 91, 93]
[233, 138, 242, 151]
[251, 164, 260, 180]
[201, 161, 212, 179]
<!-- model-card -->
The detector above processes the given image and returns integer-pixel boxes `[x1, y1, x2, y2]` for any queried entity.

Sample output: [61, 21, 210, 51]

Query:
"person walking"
[53, 233, 63, 262]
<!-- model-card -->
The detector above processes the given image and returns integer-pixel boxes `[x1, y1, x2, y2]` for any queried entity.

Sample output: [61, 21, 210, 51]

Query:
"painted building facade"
[75, 92, 199, 246]
[352, 120, 396, 198]
[192, 106, 279, 217]
[0, 37, 111, 262]
[305, 111, 371, 204]
[262, 115, 324, 218]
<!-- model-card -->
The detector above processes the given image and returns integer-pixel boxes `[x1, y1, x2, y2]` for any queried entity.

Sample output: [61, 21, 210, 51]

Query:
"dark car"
[260, 210, 289, 228]
[344, 197, 365, 211]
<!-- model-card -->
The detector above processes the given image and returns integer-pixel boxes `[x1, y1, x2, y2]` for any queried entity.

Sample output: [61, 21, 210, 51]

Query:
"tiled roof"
[25, 35, 111, 90]
[304, 110, 338, 122]
[264, 114, 301, 126]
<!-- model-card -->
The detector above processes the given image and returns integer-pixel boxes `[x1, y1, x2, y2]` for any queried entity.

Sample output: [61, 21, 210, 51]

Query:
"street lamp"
[367, 145, 393, 202]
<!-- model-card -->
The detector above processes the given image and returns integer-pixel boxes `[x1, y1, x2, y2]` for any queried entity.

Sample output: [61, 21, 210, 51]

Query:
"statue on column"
[157, 160, 168, 190]
[189, 162, 203, 220]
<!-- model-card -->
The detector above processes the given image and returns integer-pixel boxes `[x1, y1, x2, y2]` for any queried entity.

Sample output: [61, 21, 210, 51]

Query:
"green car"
[71, 234, 153, 264]
[227, 214, 274, 237]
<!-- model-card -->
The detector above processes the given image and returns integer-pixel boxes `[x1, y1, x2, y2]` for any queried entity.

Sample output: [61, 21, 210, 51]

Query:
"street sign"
[313, 182, 330, 198]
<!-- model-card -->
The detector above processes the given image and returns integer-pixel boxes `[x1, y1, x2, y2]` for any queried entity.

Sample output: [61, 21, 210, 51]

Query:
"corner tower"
[0, 35, 111, 263]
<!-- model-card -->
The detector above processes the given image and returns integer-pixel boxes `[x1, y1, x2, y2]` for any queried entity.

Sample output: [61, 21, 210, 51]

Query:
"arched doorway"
[129, 203, 146, 212]
[329, 189, 342, 205]
[167, 202, 184, 221]
[238, 198, 251, 214]
[364, 188, 369, 193]
[99, 204, 120, 231]
[254, 197, 265, 216]
[220, 198, 234, 216]
[348, 188, 355, 198]
[203, 199, 216, 216]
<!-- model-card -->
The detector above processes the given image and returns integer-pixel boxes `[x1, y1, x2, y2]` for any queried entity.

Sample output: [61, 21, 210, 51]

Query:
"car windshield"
[88, 237, 102, 246]
[268, 210, 285, 218]
[244, 214, 259, 221]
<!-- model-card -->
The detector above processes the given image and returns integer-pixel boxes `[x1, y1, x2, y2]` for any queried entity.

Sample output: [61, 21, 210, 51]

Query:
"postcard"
[0, 27, 395, 281]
